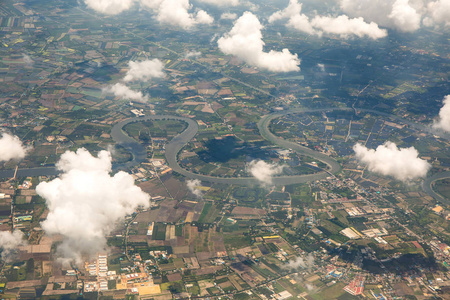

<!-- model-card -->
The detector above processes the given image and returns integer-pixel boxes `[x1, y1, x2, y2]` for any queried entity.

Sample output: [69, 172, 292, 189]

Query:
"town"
[0, 0, 449, 299]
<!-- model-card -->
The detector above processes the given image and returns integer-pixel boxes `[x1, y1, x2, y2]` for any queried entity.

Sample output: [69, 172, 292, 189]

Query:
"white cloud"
[84, 0, 136, 15]
[106, 59, 163, 102]
[311, 15, 388, 39]
[185, 51, 202, 58]
[218, 12, 300, 72]
[425, 0, 450, 27]
[433, 95, 450, 132]
[141, 0, 214, 29]
[140, 0, 163, 9]
[340, 0, 422, 32]
[186, 179, 203, 198]
[353, 142, 431, 182]
[388, 0, 422, 32]
[210, 33, 219, 43]
[0, 133, 28, 162]
[220, 12, 238, 20]
[36, 148, 150, 263]
[317, 63, 325, 72]
[22, 54, 33, 66]
[284, 254, 315, 270]
[244, 1, 258, 11]
[104, 83, 148, 102]
[247, 160, 284, 186]
[269, 0, 387, 39]
[123, 59, 165, 82]
[286, 14, 316, 35]
[268, 0, 303, 23]
[196, 0, 239, 6]
[268, 0, 316, 35]
[196, 9, 214, 24]
[0, 231, 27, 262]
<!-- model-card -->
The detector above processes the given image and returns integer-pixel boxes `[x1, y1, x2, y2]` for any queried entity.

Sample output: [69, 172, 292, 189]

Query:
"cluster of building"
[343, 275, 365, 296]
[84, 253, 110, 292]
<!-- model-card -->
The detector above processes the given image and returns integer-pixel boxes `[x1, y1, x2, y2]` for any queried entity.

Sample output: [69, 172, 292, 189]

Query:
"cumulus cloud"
[140, 0, 163, 9]
[84, 0, 135, 15]
[196, 9, 214, 24]
[311, 15, 387, 39]
[0, 133, 28, 162]
[284, 254, 315, 270]
[0, 231, 27, 262]
[353, 142, 431, 182]
[36, 148, 150, 263]
[340, 0, 422, 32]
[317, 63, 325, 72]
[123, 59, 165, 82]
[218, 12, 300, 72]
[286, 14, 316, 35]
[425, 0, 450, 26]
[269, 0, 387, 39]
[268, 0, 315, 35]
[220, 12, 238, 20]
[433, 95, 450, 132]
[243, 1, 258, 11]
[247, 160, 284, 186]
[268, 0, 302, 23]
[186, 179, 203, 198]
[22, 54, 33, 66]
[141, 0, 214, 29]
[104, 83, 148, 102]
[196, 0, 239, 6]
[106, 59, 163, 102]
[185, 51, 202, 59]
[388, 0, 422, 32]
[210, 33, 219, 44]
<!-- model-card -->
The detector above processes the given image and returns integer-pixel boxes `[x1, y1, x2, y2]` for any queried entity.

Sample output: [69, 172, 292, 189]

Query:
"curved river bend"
[1, 109, 449, 200]
[110, 115, 339, 186]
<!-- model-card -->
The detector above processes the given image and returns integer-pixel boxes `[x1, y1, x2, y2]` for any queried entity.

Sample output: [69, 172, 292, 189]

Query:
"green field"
[198, 202, 220, 223]
[435, 179, 450, 200]
[198, 202, 212, 223]
[288, 184, 314, 208]
[152, 223, 167, 240]
[224, 234, 251, 250]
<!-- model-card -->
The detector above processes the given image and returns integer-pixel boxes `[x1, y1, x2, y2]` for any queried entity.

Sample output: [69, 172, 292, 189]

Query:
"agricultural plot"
[224, 234, 252, 251]
[152, 223, 166, 240]
[435, 179, 450, 200]
[197, 202, 220, 223]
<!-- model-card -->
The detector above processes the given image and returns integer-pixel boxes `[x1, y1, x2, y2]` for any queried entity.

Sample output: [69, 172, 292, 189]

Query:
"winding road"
[1, 108, 449, 201]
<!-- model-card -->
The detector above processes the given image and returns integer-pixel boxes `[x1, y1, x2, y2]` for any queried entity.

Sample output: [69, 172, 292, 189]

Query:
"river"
[2, 109, 449, 200]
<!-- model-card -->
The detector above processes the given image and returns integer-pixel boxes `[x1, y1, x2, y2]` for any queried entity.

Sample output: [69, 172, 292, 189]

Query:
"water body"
[111, 115, 337, 186]
[422, 172, 450, 204]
